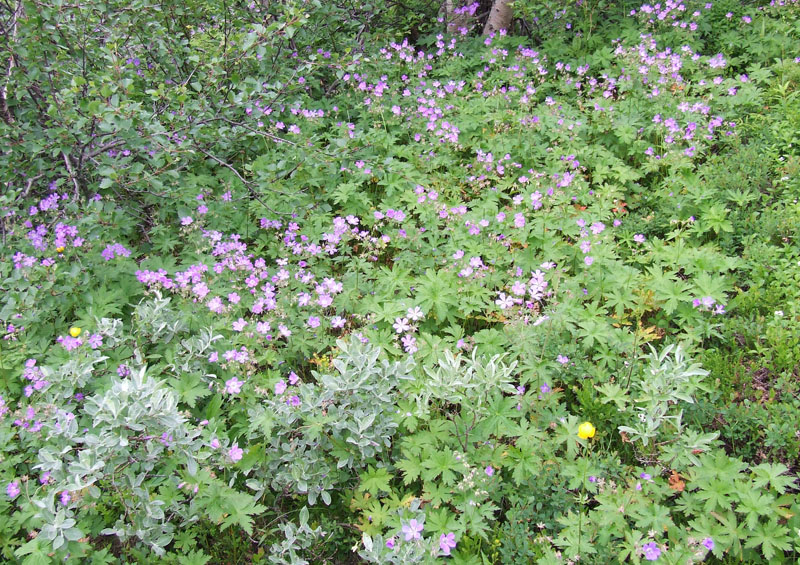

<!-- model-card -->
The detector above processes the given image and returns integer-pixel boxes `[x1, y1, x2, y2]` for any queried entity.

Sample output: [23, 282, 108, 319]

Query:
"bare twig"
[62, 152, 81, 198]
[192, 145, 291, 216]
[1, 0, 22, 124]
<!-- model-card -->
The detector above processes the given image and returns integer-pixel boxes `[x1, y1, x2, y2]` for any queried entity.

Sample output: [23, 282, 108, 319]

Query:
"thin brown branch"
[1, 0, 22, 124]
[192, 145, 290, 216]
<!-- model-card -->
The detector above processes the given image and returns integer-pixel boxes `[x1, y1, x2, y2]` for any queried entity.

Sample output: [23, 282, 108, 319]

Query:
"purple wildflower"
[225, 377, 243, 395]
[643, 542, 661, 561]
[228, 444, 244, 462]
[439, 532, 457, 555]
[402, 519, 424, 541]
[6, 481, 20, 499]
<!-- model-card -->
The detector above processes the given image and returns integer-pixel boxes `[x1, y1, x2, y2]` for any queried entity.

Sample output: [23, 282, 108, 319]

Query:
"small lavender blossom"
[643, 542, 661, 561]
[401, 519, 424, 541]
[228, 444, 244, 462]
[224, 377, 243, 395]
[439, 532, 457, 555]
[6, 481, 20, 499]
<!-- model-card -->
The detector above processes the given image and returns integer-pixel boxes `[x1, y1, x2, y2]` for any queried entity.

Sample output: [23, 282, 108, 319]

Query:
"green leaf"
[425, 507, 461, 535]
[219, 491, 268, 535]
[359, 466, 393, 496]
[743, 518, 791, 560]
[505, 446, 541, 485]
[751, 462, 796, 494]
[396, 455, 423, 485]
[15, 539, 50, 565]
[421, 449, 460, 486]
[171, 373, 211, 408]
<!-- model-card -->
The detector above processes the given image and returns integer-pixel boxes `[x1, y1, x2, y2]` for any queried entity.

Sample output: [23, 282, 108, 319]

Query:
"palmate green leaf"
[751, 462, 797, 494]
[597, 382, 629, 410]
[423, 480, 452, 508]
[461, 499, 498, 540]
[691, 451, 747, 484]
[362, 499, 391, 532]
[177, 549, 212, 565]
[459, 291, 496, 321]
[509, 419, 548, 452]
[652, 274, 690, 315]
[735, 486, 775, 530]
[709, 510, 747, 560]
[696, 478, 737, 513]
[14, 539, 51, 565]
[171, 373, 211, 408]
[421, 450, 460, 486]
[743, 518, 791, 560]
[575, 317, 614, 351]
[374, 265, 414, 297]
[616, 528, 645, 563]
[471, 328, 509, 357]
[363, 297, 406, 324]
[425, 507, 461, 536]
[553, 512, 599, 558]
[505, 446, 541, 485]
[359, 465, 393, 495]
[475, 394, 519, 437]
[396, 455, 423, 485]
[689, 512, 734, 559]
[691, 271, 729, 303]
[219, 491, 268, 535]
[631, 501, 673, 533]
[604, 285, 638, 317]
[416, 268, 460, 324]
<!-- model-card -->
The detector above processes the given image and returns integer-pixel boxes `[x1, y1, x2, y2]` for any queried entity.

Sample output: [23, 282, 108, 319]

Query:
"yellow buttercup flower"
[578, 421, 596, 439]
[56, 246, 65, 253]
[69, 326, 82, 338]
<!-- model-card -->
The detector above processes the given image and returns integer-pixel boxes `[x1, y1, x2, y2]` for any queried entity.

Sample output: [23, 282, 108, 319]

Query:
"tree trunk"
[483, 0, 513, 35]
[444, 0, 470, 34]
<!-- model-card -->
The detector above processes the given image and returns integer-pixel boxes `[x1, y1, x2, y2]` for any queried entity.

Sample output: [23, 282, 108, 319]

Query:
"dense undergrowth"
[1, 0, 800, 562]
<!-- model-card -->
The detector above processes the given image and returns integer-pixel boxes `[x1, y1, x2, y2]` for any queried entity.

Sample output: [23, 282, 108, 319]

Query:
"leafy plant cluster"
[1, 0, 800, 562]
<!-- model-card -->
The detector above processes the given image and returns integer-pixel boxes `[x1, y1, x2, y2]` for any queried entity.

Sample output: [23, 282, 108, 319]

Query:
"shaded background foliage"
[2, 0, 800, 563]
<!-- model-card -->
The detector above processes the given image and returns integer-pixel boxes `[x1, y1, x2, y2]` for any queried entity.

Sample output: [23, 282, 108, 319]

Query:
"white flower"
[407, 306, 424, 321]
[495, 292, 514, 310]
[393, 317, 411, 333]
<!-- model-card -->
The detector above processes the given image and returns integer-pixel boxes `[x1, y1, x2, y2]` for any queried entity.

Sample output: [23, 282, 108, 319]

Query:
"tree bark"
[483, 0, 513, 35]
[444, 0, 470, 34]
[1, 0, 23, 124]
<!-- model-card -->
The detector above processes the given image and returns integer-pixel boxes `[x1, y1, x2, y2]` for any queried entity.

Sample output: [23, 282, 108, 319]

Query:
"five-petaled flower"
[228, 444, 244, 462]
[439, 532, 457, 555]
[393, 317, 411, 333]
[578, 421, 596, 439]
[6, 481, 20, 499]
[643, 541, 661, 561]
[225, 377, 243, 395]
[402, 519, 424, 541]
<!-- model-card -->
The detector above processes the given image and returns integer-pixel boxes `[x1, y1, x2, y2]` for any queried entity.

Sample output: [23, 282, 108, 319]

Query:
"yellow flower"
[578, 421, 596, 439]
[69, 326, 82, 338]
[56, 246, 65, 253]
